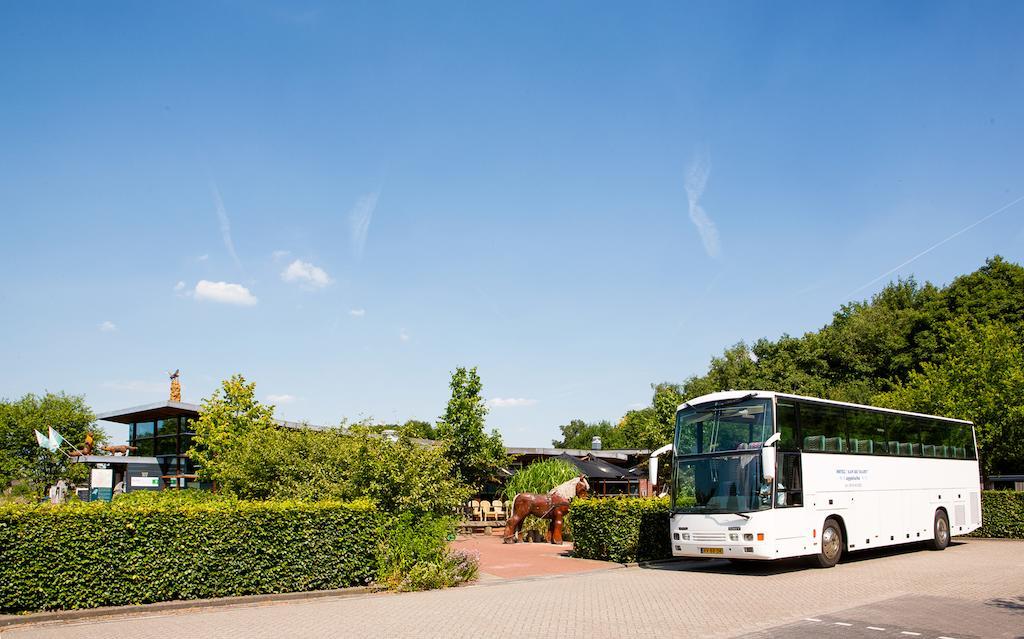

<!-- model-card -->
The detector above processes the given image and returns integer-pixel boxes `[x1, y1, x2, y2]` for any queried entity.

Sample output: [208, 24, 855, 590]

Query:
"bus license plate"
[700, 547, 723, 555]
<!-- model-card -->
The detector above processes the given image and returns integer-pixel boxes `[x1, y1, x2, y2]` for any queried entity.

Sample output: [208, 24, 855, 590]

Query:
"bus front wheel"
[927, 510, 950, 551]
[811, 518, 843, 568]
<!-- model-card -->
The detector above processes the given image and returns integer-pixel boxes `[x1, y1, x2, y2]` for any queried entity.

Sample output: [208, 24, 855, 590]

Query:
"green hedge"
[0, 498, 381, 613]
[970, 490, 1024, 539]
[566, 497, 672, 563]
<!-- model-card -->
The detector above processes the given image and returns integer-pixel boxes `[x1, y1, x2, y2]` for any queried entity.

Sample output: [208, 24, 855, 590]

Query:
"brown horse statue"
[503, 474, 589, 545]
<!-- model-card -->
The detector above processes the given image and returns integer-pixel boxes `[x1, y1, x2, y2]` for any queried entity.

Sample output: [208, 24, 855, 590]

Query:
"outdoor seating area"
[464, 499, 510, 522]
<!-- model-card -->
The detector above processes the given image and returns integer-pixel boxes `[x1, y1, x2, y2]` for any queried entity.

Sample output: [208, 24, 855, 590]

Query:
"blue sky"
[2, 2, 1023, 446]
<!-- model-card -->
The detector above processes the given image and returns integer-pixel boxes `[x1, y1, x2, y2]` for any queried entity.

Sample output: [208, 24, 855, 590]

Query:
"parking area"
[3, 539, 1021, 638]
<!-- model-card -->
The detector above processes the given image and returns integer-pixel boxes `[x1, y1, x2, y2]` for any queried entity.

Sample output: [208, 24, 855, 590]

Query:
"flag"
[47, 427, 66, 453]
[34, 430, 50, 449]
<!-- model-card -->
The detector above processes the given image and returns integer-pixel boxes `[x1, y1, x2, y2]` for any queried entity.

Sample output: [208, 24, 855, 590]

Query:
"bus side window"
[776, 402, 799, 451]
[887, 414, 923, 457]
[776, 452, 803, 507]
[799, 401, 846, 453]
[847, 409, 886, 455]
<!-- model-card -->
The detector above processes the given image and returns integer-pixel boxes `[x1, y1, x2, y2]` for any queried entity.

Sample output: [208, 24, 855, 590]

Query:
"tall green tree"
[189, 374, 277, 485]
[435, 367, 509, 489]
[552, 419, 623, 449]
[875, 320, 1024, 477]
[0, 392, 100, 494]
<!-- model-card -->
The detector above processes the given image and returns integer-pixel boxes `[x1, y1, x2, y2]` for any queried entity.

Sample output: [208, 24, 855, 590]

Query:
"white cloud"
[196, 254, 209, 262]
[194, 280, 258, 306]
[348, 191, 379, 259]
[487, 397, 538, 408]
[684, 153, 721, 258]
[272, 249, 291, 261]
[98, 320, 117, 332]
[210, 181, 243, 271]
[349, 308, 366, 317]
[266, 394, 297, 404]
[174, 281, 186, 291]
[399, 328, 410, 342]
[281, 259, 332, 289]
[102, 380, 166, 394]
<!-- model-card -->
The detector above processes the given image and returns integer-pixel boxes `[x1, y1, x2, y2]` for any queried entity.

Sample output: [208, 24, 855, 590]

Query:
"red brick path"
[450, 532, 618, 579]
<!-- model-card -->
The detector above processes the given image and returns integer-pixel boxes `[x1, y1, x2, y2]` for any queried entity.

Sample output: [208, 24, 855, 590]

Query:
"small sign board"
[130, 476, 160, 488]
[91, 468, 113, 489]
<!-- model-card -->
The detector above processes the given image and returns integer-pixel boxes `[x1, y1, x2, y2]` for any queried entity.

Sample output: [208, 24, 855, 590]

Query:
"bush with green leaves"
[375, 513, 477, 591]
[0, 498, 381, 613]
[970, 491, 1024, 539]
[567, 497, 672, 563]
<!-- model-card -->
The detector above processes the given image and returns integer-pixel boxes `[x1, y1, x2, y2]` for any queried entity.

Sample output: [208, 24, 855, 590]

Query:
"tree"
[435, 367, 509, 490]
[552, 419, 622, 449]
[189, 374, 277, 485]
[210, 424, 468, 515]
[0, 392, 101, 495]
[364, 419, 439, 440]
[875, 320, 1024, 477]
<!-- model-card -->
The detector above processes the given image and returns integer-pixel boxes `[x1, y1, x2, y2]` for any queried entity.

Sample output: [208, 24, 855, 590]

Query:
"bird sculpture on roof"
[168, 369, 182, 401]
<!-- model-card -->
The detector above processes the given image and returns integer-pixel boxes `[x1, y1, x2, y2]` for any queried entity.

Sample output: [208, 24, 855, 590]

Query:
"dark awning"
[557, 453, 635, 480]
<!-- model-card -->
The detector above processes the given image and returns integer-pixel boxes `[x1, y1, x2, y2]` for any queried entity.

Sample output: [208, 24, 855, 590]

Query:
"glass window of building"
[157, 417, 179, 437]
[156, 436, 177, 456]
[135, 421, 155, 438]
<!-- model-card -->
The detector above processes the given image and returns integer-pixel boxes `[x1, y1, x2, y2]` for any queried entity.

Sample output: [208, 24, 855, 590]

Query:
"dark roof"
[95, 400, 316, 429]
[557, 453, 637, 480]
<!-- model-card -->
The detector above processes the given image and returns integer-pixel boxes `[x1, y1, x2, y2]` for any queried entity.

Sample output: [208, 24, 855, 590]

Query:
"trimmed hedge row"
[566, 496, 672, 563]
[0, 498, 381, 613]
[969, 490, 1024, 539]
[569, 491, 1024, 563]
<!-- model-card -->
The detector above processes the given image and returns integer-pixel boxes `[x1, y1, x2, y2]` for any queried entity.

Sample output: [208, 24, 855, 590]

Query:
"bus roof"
[677, 390, 973, 425]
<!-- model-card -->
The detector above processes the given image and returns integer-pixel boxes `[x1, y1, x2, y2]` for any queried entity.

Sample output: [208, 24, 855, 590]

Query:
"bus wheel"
[811, 518, 843, 568]
[927, 510, 950, 551]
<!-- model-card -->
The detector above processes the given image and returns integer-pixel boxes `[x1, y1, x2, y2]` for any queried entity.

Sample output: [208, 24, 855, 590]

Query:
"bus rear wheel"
[811, 518, 843, 568]
[927, 510, 950, 551]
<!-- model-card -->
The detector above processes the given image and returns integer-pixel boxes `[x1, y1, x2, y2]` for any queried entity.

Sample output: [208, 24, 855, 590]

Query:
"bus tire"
[927, 509, 950, 551]
[811, 518, 843, 568]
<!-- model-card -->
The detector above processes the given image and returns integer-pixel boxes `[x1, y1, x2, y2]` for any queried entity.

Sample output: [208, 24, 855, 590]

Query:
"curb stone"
[0, 586, 378, 630]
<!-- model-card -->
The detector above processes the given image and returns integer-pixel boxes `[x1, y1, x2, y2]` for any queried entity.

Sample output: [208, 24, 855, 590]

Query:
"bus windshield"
[675, 398, 774, 455]
[672, 397, 775, 514]
[674, 454, 771, 514]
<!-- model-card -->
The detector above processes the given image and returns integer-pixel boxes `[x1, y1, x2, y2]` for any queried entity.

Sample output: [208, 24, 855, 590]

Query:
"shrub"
[375, 514, 478, 591]
[567, 497, 672, 563]
[970, 490, 1024, 539]
[0, 498, 381, 613]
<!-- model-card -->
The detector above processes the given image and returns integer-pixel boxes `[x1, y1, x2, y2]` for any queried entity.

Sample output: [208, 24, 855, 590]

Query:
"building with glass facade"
[96, 401, 205, 489]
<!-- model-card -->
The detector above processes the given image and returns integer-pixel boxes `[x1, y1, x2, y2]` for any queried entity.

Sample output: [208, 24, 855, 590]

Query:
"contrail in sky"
[210, 181, 243, 272]
[843, 192, 1024, 301]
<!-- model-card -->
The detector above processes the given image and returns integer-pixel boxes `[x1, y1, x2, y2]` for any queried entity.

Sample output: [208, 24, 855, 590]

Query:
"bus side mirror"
[649, 456, 659, 486]
[761, 433, 781, 482]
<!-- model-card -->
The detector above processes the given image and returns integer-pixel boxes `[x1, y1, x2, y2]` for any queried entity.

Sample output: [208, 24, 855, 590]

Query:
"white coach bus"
[665, 391, 981, 567]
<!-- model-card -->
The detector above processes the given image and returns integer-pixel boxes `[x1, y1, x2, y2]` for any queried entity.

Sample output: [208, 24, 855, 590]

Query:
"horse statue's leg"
[503, 496, 524, 544]
[551, 506, 567, 544]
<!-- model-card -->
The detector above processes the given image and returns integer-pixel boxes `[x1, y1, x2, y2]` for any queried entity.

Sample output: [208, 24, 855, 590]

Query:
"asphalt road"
[3, 539, 1022, 639]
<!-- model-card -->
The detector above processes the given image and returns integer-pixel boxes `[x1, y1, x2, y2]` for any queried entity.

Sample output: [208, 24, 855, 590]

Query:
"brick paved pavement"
[3, 539, 1021, 639]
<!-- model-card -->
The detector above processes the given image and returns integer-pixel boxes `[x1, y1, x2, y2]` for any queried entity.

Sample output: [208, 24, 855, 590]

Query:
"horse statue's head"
[575, 474, 589, 498]
[548, 474, 590, 501]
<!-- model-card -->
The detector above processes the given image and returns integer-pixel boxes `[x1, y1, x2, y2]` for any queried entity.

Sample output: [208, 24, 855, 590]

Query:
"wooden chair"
[479, 500, 493, 521]
[470, 499, 481, 520]
[491, 499, 504, 520]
